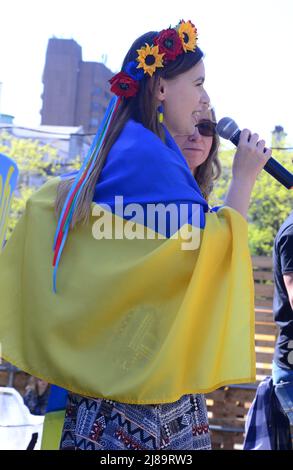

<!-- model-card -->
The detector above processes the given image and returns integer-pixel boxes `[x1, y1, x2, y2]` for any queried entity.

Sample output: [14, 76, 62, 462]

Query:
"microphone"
[216, 117, 293, 190]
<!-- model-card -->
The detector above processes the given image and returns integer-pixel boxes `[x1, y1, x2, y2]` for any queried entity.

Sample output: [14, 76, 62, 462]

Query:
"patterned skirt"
[59, 392, 211, 450]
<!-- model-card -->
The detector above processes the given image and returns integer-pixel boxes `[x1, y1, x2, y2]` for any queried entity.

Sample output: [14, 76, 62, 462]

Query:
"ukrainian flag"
[0, 153, 19, 250]
[0, 118, 256, 414]
[41, 385, 67, 450]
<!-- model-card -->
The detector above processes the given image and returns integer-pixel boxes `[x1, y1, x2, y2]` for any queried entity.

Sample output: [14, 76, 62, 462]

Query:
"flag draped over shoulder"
[0, 118, 256, 405]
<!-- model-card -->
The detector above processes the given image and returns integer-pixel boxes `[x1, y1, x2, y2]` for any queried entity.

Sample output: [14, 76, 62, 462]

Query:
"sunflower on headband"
[109, 20, 199, 98]
[177, 20, 198, 52]
[136, 43, 165, 77]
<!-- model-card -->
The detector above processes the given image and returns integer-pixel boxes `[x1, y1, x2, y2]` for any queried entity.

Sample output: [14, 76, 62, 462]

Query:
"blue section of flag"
[0, 153, 19, 186]
[62, 119, 209, 236]
[46, 385, 68, 413]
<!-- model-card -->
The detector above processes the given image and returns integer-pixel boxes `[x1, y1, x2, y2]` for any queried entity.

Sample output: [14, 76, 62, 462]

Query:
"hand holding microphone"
[216, 117, 293, 189]
[231, 129, 272, 184]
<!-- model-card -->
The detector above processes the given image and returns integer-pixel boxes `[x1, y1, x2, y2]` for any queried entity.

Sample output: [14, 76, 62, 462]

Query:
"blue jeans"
[272, 361, 293, 425]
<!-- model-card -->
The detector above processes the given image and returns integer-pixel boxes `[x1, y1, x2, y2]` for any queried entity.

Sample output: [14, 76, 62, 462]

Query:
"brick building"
[41, 38, 113, 132]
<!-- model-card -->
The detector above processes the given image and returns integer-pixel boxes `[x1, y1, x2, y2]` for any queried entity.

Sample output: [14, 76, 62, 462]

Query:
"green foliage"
[209, 141, 293, 256]
[0, 130, 81, 238]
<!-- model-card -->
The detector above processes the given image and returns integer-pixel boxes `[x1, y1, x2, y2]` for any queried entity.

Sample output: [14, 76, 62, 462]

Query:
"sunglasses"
[195, 120, 217, 137]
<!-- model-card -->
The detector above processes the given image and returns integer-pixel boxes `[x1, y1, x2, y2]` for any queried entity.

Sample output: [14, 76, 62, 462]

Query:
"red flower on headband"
[154, 28, 183, 63]
[109, 72, 139, 98]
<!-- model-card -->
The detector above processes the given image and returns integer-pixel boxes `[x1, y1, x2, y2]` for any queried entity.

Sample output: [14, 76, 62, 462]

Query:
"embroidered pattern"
[59, 393, 211, 450]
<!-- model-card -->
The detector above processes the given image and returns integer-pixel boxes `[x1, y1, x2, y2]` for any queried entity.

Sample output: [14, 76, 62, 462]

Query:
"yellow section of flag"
[41, 410, 66, 450]
[0, 177, 256, 404]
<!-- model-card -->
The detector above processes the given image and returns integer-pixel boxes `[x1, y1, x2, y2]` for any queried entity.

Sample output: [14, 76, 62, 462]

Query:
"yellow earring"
[158, 105, 164, 123]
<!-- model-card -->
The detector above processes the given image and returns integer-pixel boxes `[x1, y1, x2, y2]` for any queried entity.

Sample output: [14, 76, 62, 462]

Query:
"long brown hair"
[55, 31, 204, 227]
[194, 108, 221, 201]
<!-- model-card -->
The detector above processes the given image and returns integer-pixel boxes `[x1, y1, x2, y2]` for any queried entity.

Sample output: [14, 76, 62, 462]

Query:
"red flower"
[109, 72, 139, 98]
[154, 28, 183, 63]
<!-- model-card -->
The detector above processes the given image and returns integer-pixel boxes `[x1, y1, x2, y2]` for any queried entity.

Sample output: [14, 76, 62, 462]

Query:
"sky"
[1, 0, 293, 147]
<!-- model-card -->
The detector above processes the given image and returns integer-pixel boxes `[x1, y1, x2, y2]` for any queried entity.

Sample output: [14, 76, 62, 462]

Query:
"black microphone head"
[216, 117, 239, 140]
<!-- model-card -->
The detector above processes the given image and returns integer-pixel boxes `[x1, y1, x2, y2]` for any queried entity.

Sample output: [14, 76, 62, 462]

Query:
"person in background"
[272, 209, 293, 425]
[23, 377, 50, 416]
[174, 107, 221, 203]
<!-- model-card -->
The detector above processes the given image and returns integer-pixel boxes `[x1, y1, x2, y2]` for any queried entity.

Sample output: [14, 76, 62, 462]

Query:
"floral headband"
[109, 20, 199, 98]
